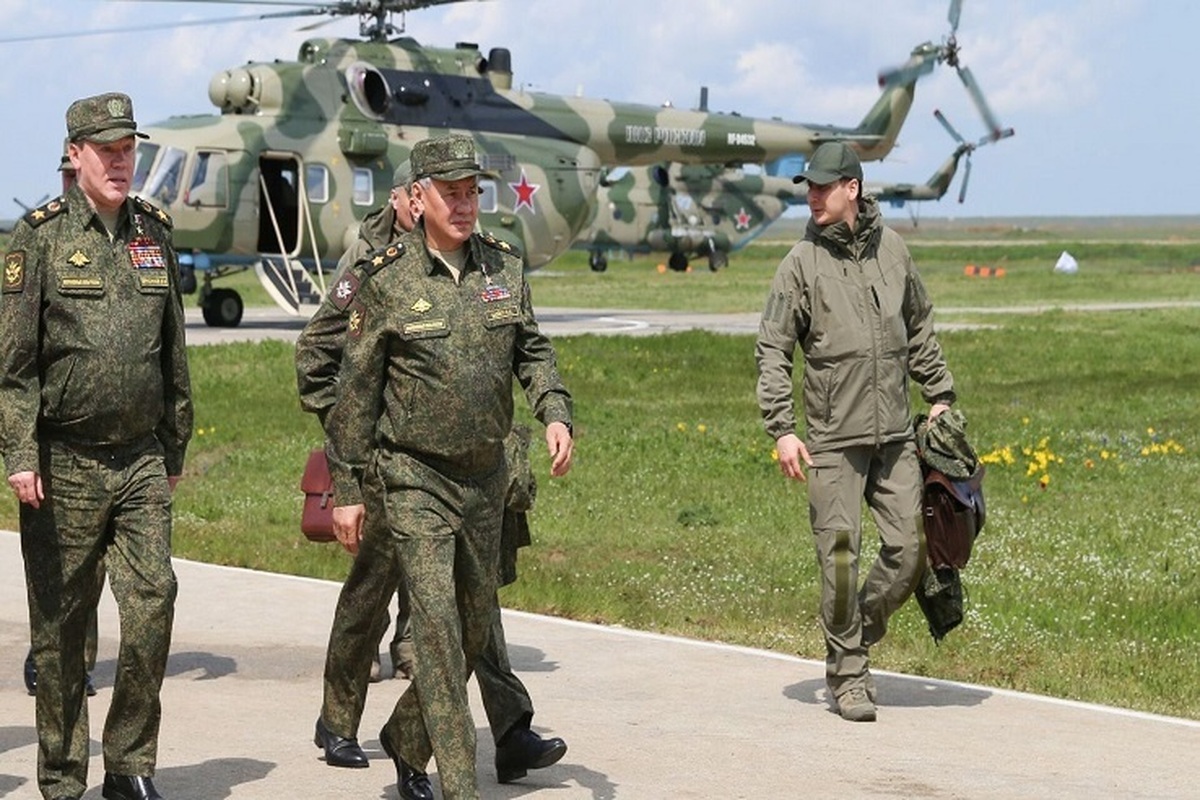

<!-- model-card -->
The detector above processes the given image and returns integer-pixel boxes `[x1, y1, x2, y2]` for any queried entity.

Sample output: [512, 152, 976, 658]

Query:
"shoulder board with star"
[132, 196, 173, 229]
[479, 231, 521, 259]
[23, 196, 68, 228]
[356, 241, 406, 276]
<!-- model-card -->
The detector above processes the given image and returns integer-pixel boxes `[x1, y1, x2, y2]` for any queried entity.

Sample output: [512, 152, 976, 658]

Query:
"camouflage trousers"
[320, 475, 535, 745]
[20, 438, 177, 800]
[807, 441, 926, 701]
[376, 449, 506, 800]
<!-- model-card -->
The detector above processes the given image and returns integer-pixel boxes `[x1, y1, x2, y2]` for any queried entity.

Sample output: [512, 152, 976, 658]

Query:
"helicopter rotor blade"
[933, 108, 967, 146]
[877, 47, 939, 89]
[956, 64, 1005, 142]
[113, 0, 473, 11]
[0, 11, 316, 44]
[947, 0, 963, 36]
[957, 156, 972, 204]
[296, 15, 343, 32]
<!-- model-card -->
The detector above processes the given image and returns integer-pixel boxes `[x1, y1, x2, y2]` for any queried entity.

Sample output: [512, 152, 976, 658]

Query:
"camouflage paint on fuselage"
[132, 32, 932, 282]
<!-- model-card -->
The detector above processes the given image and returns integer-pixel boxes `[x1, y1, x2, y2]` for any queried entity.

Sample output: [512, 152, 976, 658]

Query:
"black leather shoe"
[102, 772, 163, 800]
[23, 649, 36, 696]
[314, 718, 369, 768]
[495, 726, 568, 783]
[380, 728, 433, 800]
[86, 673, 97, 697]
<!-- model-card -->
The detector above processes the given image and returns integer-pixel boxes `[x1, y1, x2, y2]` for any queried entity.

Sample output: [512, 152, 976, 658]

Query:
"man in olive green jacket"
[755, 142, 955, 724]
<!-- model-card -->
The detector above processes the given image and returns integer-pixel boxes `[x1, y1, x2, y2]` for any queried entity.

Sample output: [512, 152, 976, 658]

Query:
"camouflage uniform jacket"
[325, 223, 571, 506]
[755, 196, 954, 454]
[295, 202, 401, 426]
[0, 183, 193, 475]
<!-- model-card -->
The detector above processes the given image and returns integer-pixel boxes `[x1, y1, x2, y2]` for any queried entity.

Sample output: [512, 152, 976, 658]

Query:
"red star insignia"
[509, 170, 540, 213]
[734, 207, 752, 231]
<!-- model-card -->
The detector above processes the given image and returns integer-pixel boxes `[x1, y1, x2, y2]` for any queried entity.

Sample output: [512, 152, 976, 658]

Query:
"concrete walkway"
[2, 530, 1198, 799]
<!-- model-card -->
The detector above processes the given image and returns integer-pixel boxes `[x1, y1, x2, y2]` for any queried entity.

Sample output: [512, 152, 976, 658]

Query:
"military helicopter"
[6, 0, 983, 326]
[576, 143, 978, 273]
[577, 106, 1014, 274]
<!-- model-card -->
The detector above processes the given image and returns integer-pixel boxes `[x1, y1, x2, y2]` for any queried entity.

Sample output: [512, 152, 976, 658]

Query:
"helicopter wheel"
[708, 250, 728, 271]
[202, 288, 244, 328]
[589, 251, 608, 272]
[667, 252, 689, 272]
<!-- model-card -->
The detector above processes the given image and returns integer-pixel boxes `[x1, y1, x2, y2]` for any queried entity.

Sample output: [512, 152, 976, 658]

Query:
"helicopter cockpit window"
[144, 147, 187, 206]
[478, 180, 498, 214]
[186, 151, 229, 208]
[352, 168, 374, 206]
[306, 164, 330, 204]
[132, 142, 159, 193]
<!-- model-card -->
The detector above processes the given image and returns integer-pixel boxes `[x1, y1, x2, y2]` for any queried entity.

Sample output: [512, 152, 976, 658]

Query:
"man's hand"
[930, 402, 952, 420]
[546, 421, 573, 477]
[775, 433, 813, 482]
[8, 471, 43, 509]
[168, 476, 182, 492]
[332, 503, 366, 555]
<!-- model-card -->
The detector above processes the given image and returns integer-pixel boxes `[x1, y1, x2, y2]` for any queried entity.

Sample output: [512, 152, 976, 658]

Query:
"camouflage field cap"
[66, 92, 148, 143]
[793, 141, 863, 186]
[410, 134, 499, 182]
[392, 160, 412, 189]
[916, 409, 979, 480]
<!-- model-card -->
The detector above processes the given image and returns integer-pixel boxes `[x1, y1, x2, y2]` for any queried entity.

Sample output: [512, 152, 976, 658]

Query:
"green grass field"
[2, 222, 1199, 719]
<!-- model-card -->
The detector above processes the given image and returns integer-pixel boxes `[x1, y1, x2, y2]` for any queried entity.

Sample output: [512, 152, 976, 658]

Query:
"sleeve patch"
[3, 251, 25, 293]
[347, 301, 367, 338]
[330, 271, 361, 311]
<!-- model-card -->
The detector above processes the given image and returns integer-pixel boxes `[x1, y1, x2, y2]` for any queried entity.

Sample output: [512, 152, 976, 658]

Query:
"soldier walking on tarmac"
[297, 158, 567, 785]
[0, 93, 192, 800]
[323, 134, 573, 800]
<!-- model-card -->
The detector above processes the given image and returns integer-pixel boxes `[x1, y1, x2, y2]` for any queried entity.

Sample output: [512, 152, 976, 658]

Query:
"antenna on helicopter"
[933, 108, 1013, 203]
[877, 0, 1012, 144]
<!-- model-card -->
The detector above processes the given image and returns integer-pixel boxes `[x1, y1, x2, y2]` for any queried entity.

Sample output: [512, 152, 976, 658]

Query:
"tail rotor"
[933, 108, 1013, 203]
[878, 0, 1013, 144]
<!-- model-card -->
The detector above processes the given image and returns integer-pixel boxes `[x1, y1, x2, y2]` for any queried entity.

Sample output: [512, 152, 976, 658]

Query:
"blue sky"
[0, 0, 1195, 219]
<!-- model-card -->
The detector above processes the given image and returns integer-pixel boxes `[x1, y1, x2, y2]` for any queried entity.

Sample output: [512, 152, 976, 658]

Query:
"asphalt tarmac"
[183, 306, 765, 346]
[2, 531, 1199, 799]
[185, 300, 1200, 346]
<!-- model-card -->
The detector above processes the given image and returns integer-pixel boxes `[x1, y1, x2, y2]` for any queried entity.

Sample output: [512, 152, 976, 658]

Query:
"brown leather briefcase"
[300, 449, 336, 542]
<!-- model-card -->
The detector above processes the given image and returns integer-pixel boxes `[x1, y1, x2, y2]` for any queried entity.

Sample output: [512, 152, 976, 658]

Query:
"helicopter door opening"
[257, 155, 302, 254]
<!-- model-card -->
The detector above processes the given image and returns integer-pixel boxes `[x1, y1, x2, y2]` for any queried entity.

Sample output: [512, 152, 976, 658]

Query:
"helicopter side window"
[306, 164, 330, 203]
[352, 168, 373, 207]
[186, 151, 229, 208]
[478, 179, 498, 214]
[145, 147, 187, 206]
[132, 142, 160, 193]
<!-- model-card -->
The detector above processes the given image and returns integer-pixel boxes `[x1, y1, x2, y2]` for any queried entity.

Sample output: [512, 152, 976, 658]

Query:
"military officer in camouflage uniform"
[298, 156, 567, 785]
[323, 134, 573, 800]
[0, 93, 192, 800]
[755, 142, 955, 724]
[22, 141, 101, 702]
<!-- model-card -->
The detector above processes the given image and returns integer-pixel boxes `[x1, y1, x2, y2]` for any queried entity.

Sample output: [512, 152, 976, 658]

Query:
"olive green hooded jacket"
[755, 197, 954, 453]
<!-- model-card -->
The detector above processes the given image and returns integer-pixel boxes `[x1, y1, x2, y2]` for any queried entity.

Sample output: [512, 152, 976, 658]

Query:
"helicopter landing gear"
[667, 252, 689, 272]
[589, 251, 608, 272]
[202, 287, 244, 328]
[707, 249, 728, 271]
